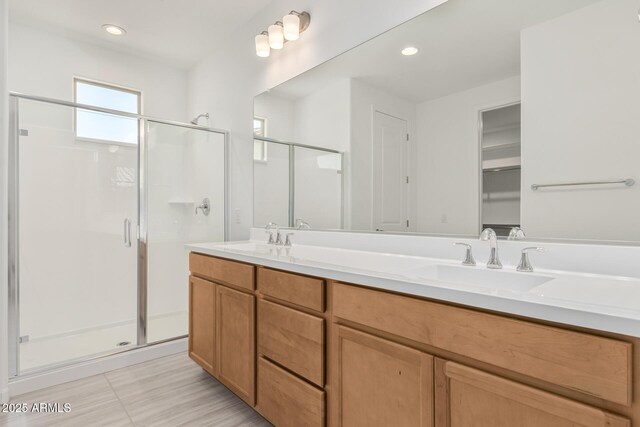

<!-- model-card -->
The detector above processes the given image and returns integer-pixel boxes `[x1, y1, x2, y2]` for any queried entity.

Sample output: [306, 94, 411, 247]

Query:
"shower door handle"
[124, 219, 132, 247]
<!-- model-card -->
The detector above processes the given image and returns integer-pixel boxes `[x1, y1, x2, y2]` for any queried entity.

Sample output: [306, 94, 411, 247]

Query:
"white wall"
[188, 0, 448, 240]
[294, 78, 351, 152]
[253, 142, 290, 228]
[253, 93, 294, 141]
[520, 0, 640, 242]
[8, 22, 188, 122]
[415, 76, 520, 235]
[0, 0, 9, 404]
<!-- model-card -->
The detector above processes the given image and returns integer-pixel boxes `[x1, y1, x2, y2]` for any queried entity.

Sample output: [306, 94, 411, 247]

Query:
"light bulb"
[255, 33, 270, 57]
[283, 13, 300, 41]
[268, 23, 284, 49]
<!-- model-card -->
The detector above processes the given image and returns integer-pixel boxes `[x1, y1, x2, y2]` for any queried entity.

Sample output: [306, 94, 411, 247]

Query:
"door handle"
[124, 219, 132, 247]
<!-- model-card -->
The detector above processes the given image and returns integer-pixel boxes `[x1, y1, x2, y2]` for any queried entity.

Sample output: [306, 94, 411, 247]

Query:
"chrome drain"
[117, 341, 131, 347]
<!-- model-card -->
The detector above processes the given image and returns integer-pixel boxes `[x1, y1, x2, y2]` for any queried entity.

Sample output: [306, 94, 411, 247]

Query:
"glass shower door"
[15, 98, 139, 372]
[145, 121, 226, 343]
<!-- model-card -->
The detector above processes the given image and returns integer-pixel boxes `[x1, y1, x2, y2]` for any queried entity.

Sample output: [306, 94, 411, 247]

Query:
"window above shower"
[74, 78, 142, 145]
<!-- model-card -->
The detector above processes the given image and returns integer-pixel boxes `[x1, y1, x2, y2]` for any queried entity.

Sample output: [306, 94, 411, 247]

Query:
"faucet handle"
[265, 230, 275, 245]
[454, 243, 476, 266]
[517, 247, 544, 272]
[284, 233, 294, 247]
[274, 232, 284, 246]
[508, 227, 526, 240]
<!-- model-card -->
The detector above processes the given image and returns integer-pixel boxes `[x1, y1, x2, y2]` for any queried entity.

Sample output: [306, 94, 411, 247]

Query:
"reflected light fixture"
[401, 47, 419, 56]
[255, 11, 310, 58]
[102, 24, 127, 36]
[255, 32, 270, 57]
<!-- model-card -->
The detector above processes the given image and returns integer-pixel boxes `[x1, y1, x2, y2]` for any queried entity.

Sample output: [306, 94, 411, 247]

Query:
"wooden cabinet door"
[435, 359, 630, 427]
[216, 285, 256, 405]
[333, 326, 433, 427]
[188, 276, 216, 375]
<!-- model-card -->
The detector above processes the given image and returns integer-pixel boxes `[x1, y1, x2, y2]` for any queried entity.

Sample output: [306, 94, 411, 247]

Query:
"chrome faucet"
[195, 198, 210, 216]
[479, 228, 502, 269]
[284, 233, 294, 247]
[508, 227, 526, 240]
[295, 219, 311, 230]
[517, 247, 544, 272]
[265, 222, 283, 245]
[453, 243, 476, 266]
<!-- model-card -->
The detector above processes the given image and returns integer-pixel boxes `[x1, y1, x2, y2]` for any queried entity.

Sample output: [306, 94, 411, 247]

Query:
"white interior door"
[372, 111, 408, 232]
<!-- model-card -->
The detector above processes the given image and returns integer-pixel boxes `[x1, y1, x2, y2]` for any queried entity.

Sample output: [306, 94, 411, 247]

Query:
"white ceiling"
[268, 0, 601, 103]
[9, 0, 273, 68]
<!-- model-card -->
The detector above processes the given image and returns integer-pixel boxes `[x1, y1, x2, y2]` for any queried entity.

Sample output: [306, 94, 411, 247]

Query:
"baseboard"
[8, 338, 187, 398]
[1, 387, 9, 404]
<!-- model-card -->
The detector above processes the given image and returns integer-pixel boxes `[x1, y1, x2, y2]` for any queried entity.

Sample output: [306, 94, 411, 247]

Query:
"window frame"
[73, 77, 143, 146]
[253, 116, 268, 163]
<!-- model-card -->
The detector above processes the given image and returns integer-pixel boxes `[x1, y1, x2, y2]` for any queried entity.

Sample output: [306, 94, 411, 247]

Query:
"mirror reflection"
[254, 0, 640, 242]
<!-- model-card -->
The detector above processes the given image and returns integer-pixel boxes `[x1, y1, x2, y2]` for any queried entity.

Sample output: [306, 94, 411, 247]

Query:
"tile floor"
[0, 353, 272, 427]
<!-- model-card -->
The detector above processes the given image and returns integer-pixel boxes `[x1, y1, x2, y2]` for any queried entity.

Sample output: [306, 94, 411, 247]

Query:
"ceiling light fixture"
[255, 11, 310, 58]
[401, 47, 419, 56]
[102, 24, 127, 36]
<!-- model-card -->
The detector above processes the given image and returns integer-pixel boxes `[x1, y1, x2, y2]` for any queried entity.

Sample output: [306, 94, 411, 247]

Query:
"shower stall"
[7, 93, 227, 376]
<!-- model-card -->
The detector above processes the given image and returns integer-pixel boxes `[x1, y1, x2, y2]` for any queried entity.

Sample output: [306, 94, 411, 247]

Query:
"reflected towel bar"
[531, 179, 635, 191]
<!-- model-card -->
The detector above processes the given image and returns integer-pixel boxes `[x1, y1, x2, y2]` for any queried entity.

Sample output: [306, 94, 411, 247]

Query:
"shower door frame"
[7, 92, 229, 378]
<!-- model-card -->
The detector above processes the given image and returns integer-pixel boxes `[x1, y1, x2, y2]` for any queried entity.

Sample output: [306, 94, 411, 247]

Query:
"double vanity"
[185, 229, 640, 427]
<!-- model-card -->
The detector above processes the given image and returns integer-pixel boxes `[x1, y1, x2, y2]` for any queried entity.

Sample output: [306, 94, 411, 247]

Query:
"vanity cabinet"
[188, 254, 256, 406]
[434, 360, 630, 427]
[188, 252, 639, 427]
[334, 326, 433, 427]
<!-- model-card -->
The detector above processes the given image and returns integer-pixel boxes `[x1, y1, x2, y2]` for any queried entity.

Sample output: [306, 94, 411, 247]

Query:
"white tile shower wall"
[17, 109, 138, 340]
[248, 228, 640, 280]
[188, 0, 448, 241]
[8, 23, 200, 343]
[147, 124, 226, 337]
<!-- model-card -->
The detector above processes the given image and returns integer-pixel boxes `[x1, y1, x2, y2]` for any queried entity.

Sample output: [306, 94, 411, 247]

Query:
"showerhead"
[190, 113, 209, 125]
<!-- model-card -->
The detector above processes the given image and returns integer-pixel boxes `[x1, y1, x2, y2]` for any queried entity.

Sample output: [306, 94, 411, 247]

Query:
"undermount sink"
[409, 264, 553, 293]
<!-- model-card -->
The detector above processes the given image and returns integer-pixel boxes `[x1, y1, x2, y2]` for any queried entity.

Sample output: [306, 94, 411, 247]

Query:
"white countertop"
[185, 240, 640, 338]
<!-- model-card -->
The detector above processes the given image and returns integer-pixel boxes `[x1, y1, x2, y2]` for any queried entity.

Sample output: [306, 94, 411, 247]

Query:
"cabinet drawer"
[258, 299, 324, 387]
[333, 283, 632, 406]
[257, 357, 325, 427]
[258, 267, 325, 312]
[437, 360, 630, 427]
[189, 252, 255, 291]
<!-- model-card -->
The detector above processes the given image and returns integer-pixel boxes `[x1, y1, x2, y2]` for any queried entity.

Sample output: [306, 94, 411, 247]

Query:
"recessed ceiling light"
[401, 47, 418, 56]
[102, 24, 126, 36]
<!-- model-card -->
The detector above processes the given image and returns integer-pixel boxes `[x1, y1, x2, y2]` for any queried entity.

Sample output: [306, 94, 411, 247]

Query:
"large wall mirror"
[253, 0, 640, 243]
